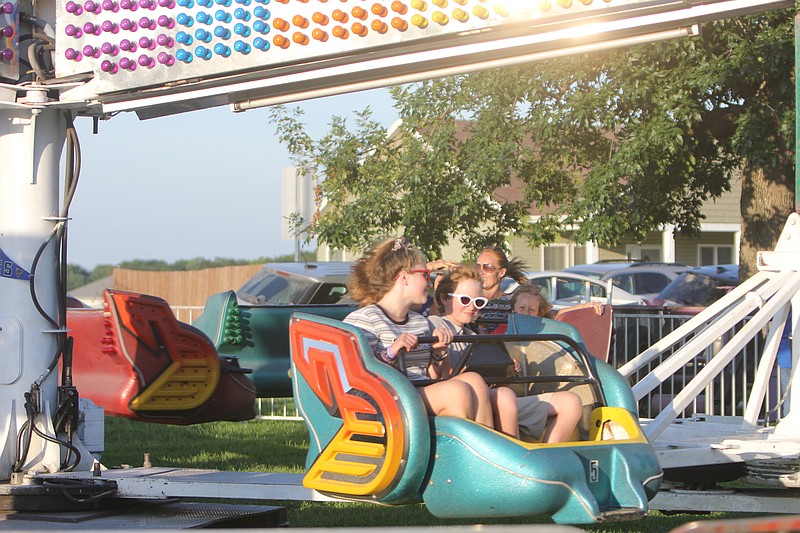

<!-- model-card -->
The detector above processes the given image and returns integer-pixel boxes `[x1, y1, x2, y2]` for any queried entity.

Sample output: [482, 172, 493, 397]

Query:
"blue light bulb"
[214, 43, 231, 57]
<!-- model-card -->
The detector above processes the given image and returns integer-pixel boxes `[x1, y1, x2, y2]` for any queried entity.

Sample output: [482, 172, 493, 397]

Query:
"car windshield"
[238, 268, 316, 304]
[658, 272, 728, 307]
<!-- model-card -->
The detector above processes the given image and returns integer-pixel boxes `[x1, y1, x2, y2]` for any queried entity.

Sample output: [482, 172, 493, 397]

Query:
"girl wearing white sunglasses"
[429, 265, 519, 438]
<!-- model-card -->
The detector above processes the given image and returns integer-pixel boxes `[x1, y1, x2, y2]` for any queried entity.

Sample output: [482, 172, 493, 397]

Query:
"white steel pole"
[0, 105, 67, 479]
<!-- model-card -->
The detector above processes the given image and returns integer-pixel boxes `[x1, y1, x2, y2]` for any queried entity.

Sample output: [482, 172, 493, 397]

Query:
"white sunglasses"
[448, 293, 489, 309]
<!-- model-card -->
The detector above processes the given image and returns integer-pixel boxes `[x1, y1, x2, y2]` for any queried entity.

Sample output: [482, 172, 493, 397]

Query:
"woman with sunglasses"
[344, 237, 497, 429]
[429, 265, 520, 437]
[475, 246, 529, 333]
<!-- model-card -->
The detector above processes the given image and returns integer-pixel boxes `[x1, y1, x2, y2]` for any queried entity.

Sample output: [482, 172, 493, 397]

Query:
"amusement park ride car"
[0, 0, 796, 527]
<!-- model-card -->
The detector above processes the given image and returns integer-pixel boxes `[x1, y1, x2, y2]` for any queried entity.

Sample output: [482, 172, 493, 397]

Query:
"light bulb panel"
[56, 0, 644, 94]
[0, 0, 18, 81]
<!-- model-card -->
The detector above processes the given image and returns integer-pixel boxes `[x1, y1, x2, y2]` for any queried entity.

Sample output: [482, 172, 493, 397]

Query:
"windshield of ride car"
[238, 268, 316, 304]
[657, 272, 727, 307]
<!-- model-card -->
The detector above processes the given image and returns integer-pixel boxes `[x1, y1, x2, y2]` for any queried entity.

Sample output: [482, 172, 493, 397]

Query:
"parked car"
[565, 261, 689, 301]
[613, 264, 749, 425]
[194, 262, 357, 398]
[237, 261, 353, 305]
[503, 271, 647, 309]
[614, 265, 741, 361]
[652, 264, 740, 309]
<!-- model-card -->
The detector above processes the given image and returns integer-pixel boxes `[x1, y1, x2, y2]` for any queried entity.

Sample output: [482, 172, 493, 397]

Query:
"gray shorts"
[517, 393, 553, 442]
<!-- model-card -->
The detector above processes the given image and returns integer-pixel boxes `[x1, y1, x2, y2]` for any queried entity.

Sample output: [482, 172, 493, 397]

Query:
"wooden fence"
[113, 264, 263, 307]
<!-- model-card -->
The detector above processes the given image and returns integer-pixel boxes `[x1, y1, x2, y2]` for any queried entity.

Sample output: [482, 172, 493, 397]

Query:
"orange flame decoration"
[291, 320, 407, 496]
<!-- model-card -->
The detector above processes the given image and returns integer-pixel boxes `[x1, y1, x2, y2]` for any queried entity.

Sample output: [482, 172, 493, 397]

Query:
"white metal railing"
[612, 303, 781, 424]
[171, 305, 204, 324]
[255, 398, 302, 420]
[616, 267, 799, 441]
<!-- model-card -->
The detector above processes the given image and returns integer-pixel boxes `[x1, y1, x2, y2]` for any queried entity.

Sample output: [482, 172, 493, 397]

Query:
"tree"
[66, 264, 89, 291]
[270, 6, 795, 270]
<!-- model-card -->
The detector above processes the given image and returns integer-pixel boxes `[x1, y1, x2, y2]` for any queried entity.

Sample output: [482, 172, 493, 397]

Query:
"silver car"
[564, 261, 688, 301]
[237, 261, 353, 305]
[503, 271, 646, 309]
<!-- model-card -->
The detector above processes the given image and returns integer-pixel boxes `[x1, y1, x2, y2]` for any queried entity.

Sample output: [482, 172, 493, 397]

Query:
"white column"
[585, 241, 599, 264]
[661, 225, 676, 262]
[0, 107, 66, 478]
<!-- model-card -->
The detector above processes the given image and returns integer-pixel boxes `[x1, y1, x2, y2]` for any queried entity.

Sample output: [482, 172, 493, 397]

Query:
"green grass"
[102, 417, 760, 530]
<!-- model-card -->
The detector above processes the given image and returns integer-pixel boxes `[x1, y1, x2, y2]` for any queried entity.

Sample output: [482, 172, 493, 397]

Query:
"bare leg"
[489, 387, 519, 438]
[450, 371, 495, 428]
[543, 391, 582, 443]
[417, 379, 475, 419]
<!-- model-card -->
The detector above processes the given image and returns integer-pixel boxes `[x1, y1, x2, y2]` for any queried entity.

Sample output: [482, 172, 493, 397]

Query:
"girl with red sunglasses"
[344, 237, 499, 429]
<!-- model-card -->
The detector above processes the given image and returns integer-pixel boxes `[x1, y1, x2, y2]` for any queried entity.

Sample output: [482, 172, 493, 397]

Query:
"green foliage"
[66, 264, 89, 291]
[88, 264, 113, 282]
[269, 6, 794, 257]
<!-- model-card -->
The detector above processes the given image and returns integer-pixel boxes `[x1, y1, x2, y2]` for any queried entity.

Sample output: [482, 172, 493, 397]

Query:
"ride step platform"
[0, 500, 288, 529]
[32, 467, 336, 502]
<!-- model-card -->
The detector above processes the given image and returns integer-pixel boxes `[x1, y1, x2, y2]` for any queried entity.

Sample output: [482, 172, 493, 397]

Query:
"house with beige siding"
[315, 123, 742, 269]
[318, 170, 741, 269]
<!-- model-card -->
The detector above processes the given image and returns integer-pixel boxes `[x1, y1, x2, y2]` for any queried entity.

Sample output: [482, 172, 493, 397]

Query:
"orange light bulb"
[371, 19, 388, 32]
[351, 21, 368, 36]
[351, 6, 367, 19]
[391, 17, 408, 30]
[273, 34, 290, 48]
[391, 1, 407, 14]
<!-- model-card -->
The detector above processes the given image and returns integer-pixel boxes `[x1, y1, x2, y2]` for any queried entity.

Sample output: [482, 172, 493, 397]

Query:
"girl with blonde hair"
[344, 237, 497, 428]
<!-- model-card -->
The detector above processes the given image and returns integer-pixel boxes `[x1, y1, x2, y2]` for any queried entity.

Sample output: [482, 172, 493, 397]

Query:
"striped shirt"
[344, 305, 435, 381]
[428, 315, 475, 369]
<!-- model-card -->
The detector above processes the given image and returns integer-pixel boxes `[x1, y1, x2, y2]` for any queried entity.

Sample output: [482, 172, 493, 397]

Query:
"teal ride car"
[289, 311, 663, 524]
[194, 262, 356, 397]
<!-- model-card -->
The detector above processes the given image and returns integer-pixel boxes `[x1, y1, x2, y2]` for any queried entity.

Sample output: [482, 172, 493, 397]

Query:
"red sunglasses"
[407, 269, 431, 281]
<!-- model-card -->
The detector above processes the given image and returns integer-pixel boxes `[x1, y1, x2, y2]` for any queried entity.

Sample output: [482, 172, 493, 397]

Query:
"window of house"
[543, 245, 568, 271]
[625, 245, 661, 262]
[699, 245, 734, 266]
[573, 246, 587, 265]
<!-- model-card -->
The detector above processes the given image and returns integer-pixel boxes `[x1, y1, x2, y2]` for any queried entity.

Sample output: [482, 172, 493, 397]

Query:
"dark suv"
[653, 264, 740, 308]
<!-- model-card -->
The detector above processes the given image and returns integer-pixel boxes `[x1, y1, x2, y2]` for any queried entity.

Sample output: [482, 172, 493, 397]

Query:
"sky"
[67, 88, 399, 270]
